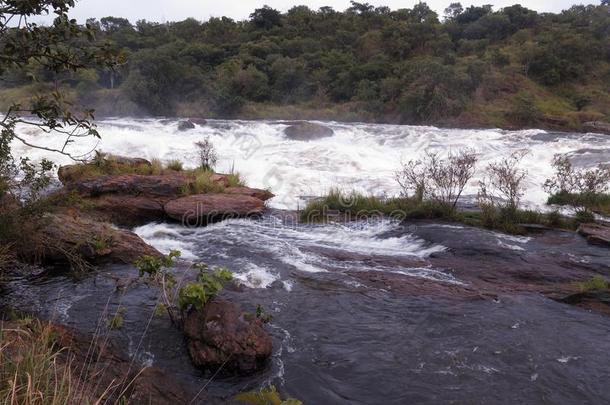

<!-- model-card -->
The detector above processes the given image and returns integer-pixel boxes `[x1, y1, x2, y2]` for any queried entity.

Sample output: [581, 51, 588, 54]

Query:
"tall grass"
[300, 188, 419, 222]
[0, 319, 84, 404]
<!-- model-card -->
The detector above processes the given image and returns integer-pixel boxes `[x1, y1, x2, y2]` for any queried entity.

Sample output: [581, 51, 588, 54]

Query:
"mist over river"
[7, 119, 610, 404]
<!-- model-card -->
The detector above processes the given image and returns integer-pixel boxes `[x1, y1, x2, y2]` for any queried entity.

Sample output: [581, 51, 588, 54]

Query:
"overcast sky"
[34, 0, 592, 24]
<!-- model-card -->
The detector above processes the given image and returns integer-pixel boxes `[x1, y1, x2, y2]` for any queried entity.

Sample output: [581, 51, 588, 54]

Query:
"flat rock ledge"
[578, 223, 610, 247]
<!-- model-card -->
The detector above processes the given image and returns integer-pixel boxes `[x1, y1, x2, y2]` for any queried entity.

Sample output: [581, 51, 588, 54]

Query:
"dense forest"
[1, 1, 610, 129]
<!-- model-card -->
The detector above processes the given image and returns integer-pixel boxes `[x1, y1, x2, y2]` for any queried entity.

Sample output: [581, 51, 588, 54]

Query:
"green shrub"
[177, 268, 233, 311]
[135, 251, 233, 326]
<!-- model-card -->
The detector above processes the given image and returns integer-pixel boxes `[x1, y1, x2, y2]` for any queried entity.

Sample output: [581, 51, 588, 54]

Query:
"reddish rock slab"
[38, 214, 162, 264]
[69, 173, 192, 197]
[224, 186, 275, 201]
[183, 299, 272, 375]
[578, 223, 610, 247]
[86, 195, 167, 226]
[164, 193, 265, 225]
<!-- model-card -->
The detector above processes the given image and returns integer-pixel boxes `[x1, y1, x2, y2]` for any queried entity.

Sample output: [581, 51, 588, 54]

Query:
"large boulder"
[578, 223, 610, 247]
[67, 173, 192, 197]
[284, 122, 334, 141]
[224, 186, 275, 201]
[164, 194, 266, 225]
[183, 299, 272, 375]
[582, 121, 610, 135]
[38, 214, 162, 264]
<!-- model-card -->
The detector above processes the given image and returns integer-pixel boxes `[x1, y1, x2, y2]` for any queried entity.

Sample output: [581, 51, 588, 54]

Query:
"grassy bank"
[301, 189, 576, 235]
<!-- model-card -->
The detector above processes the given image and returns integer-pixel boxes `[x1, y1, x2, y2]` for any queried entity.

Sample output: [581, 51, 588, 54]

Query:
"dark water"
[3, 215, 610, 404]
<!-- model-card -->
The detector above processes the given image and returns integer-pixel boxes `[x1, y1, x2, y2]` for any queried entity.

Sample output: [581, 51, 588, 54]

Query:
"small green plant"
[107, 307, 126, 330]
[577, 275, 609, 292]
[256, 304, 273, 323]
[134, 251, 233, 328]
[166, 159, 184, 171]
[177, 268, 233, 311]
[90, 233, 113, 253]
[234, 386, 302, 405]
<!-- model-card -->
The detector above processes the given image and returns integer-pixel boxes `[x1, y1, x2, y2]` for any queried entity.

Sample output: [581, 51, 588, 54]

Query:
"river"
[6, 119, 610, 404]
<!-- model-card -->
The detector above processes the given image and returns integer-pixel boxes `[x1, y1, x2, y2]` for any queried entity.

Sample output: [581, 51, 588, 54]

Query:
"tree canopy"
[1, 1, 609, 128]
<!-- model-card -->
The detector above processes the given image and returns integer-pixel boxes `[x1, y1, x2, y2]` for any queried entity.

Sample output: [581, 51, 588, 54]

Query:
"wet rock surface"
[183, 299, 273, 375]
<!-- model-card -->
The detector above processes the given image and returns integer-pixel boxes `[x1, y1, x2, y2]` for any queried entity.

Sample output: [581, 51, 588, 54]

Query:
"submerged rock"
[224, 186, 275, 201]
[164, 193, 266, 225]
[284, 122, 334, 141]
[578, 223, 610, 247]
[178, 120, 196, 131]
[183, 299, 272, 375]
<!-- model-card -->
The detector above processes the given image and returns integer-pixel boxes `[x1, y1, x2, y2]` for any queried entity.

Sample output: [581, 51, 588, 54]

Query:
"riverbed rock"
[183, 299, 272, 375]
[224, 186, 275, 201]
[178, 120, 196, 131]
[164, 194, 266, 225]
[284, 122, 334, 141]
[578, 223, 610, 247]
[68, 173, 192, 197]
[582, 121, 610, 135]
[38, 214, 162, 264]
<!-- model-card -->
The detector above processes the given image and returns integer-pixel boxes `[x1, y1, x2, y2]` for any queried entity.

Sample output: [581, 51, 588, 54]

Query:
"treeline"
[2, 2, 610, 128]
